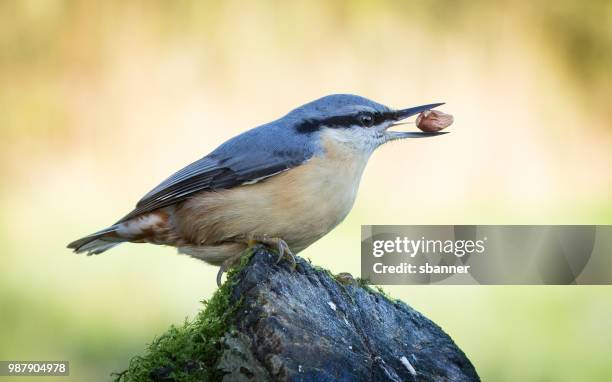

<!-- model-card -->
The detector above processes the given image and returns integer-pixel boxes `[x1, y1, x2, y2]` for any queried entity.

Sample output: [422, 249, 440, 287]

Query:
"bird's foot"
[215, 236, 296, 287]
[247, 235, 297, 270]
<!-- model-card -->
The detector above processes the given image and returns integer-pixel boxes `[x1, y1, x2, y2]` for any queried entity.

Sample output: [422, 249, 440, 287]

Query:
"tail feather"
[68, 225, 126, 255]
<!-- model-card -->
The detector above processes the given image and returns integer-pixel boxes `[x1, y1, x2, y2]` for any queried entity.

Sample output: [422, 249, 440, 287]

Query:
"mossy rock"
[114, 247, 479, 382]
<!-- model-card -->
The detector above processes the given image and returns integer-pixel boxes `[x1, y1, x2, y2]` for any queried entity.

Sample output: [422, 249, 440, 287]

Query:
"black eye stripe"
[295, 111, 395, 134]
[375, 112, 394, 125]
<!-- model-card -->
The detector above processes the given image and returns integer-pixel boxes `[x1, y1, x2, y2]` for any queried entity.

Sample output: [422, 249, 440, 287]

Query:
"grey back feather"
[116, 113, 319, 223]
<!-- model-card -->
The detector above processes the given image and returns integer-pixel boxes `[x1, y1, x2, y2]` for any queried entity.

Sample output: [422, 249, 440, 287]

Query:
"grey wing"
[116, 124, 316, 223]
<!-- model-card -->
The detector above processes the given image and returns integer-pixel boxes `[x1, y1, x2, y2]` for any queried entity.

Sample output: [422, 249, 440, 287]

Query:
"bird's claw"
[247, 235, 296, 270]
[216, 252, 244, 287]
[275, 239, 296, 270]
[216, 265, 226, 287]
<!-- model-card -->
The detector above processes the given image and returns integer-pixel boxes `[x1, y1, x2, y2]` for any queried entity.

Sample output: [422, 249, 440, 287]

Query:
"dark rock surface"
[219, 248, 480, 382]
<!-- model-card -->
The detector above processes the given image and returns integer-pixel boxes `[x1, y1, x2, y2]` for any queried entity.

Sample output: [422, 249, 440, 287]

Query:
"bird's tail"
[67, 225, 126, 255]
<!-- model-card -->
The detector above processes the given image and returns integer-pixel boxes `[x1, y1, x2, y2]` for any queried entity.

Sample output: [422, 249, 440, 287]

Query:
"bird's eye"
[359, 114, 374, 127]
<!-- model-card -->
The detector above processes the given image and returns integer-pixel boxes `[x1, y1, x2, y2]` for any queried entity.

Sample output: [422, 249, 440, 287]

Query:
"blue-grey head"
[286, 94, 447, 155]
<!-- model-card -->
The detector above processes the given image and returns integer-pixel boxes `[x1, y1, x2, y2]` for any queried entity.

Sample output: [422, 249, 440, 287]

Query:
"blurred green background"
[1, 0, 611, 381]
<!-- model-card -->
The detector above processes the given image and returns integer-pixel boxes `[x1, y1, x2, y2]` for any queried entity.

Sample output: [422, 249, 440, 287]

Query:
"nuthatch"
[68, 94, 447, 285]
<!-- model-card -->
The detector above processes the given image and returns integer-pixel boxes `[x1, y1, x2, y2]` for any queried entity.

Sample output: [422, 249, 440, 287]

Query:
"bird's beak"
[384, 102, 448, 140]
[394, 103, 445, 120]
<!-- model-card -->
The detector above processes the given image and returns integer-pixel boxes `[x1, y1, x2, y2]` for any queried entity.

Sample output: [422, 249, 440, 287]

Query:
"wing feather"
[116, 125, 315, 223]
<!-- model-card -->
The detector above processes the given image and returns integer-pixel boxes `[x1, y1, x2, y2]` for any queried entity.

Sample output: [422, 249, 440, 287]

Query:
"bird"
[68, 94, 448, 285]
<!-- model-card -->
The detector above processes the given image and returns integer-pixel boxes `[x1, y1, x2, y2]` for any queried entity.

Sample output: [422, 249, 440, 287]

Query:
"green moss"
[113, 250, 255, 382]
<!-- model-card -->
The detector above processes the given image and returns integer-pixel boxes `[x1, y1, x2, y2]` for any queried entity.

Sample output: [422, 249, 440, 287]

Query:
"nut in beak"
[415, 110, 454, 132]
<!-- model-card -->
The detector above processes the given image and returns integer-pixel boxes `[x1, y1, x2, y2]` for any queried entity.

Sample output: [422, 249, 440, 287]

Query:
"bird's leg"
[246, 234, 297, 270]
